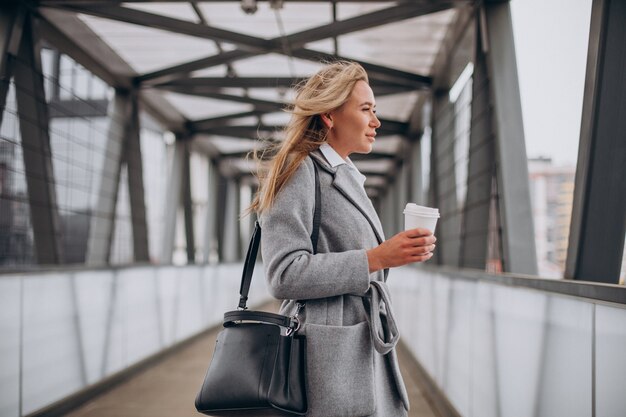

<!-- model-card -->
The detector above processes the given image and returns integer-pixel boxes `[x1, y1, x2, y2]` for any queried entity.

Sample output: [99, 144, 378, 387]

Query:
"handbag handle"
[238, 161, 321, 310]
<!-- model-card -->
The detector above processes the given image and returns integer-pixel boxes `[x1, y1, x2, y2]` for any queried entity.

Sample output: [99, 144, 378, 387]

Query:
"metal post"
[160, 139, 185, 264]
[124, 90, 150, 262]
[202, 157, 218, 264]
[565, 0, 626, 283]
[86, 90, 127, 265]
[222, 177, 240, 262]
[14, 14, 64, 264]
[408, 139, 424, 206]
[483, 2, 538, 275]
[182, 142, 195, 263]
[460, 12, 496, 269]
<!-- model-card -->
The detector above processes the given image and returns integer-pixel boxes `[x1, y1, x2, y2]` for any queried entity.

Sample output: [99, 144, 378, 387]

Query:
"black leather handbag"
[195, 163, 321, 416]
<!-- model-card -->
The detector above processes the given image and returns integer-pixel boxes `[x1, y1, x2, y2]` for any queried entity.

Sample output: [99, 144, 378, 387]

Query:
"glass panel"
[595, 304, 626, 417]
[443, 280, 474, 416]
[511, 0, 593, 278]
[0, 278, 20, 417]
[73, 270, 115, 384]
[535, 296, 592, 417]
[22, 274, 85, 414]
[492, 286, 548, 417]
[471, 282, 498, 417]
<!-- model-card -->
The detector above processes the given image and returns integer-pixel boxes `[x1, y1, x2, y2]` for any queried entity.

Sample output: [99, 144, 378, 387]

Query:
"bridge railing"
[389, 265, 626, 417]
[0, 263, 270, 417]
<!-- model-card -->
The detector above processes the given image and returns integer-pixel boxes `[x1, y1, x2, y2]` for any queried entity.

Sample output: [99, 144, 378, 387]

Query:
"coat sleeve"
[260, 158, 371, 300]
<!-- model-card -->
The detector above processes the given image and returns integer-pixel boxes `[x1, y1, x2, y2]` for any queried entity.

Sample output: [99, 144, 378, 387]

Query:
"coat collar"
[310, 150, 385, 245]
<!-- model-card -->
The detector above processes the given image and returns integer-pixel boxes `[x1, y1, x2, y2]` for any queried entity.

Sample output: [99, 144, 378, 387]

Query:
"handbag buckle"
[286, 302, 305, 335]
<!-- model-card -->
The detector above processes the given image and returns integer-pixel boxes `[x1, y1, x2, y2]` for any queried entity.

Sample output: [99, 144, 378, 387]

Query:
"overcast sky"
[510, 0, 592, 166]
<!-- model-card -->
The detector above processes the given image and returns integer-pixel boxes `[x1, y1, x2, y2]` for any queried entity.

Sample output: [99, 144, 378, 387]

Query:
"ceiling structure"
[35, 0, 474, 198]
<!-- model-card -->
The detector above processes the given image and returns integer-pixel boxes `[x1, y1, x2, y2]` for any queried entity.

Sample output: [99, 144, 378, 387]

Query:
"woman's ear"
[321, 113, 333, 129]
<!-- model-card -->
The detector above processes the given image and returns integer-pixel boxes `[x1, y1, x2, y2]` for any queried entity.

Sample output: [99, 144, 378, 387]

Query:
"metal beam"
[14, 14, 64, 265]
[160, 139, 185, 263]
[125, 5, 432, 87]
[202, 158, 219, 264]
[65, 2, 447, 60]
[483, 3, 537, 275]
[221, 177, 240, 262]
[565, 0, 626, 284]
[459, 14, 495, 270]
[86, 90, 128, 265]
[182, 143, 195, 263]
[124, 90, 150, 262]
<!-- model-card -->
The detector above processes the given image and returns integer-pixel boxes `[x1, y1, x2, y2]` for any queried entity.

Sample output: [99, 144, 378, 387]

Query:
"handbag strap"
[238, 160, 321, 310]
[365, 280, 400, 354]
[223, 310, 296, 328]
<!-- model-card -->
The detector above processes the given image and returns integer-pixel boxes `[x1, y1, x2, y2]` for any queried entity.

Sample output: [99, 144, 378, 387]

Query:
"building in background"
[528, 157, 575, 278]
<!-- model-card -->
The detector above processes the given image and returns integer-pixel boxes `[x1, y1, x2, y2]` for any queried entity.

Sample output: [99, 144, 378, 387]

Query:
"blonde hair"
[248, 61, 369, 214]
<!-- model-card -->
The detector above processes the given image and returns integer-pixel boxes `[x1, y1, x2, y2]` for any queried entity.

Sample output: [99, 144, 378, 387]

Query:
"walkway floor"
[65, 304, 439, 417]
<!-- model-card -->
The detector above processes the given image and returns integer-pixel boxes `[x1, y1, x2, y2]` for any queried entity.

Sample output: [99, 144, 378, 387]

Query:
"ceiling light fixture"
[240, 0, 258, 15]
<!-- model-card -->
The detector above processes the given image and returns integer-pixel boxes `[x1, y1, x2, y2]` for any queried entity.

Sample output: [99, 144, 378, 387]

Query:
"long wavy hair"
[248, 61, 368, 214]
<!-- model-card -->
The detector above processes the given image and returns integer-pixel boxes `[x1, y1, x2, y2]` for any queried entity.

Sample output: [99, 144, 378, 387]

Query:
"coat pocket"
[303, 321, 375, 417]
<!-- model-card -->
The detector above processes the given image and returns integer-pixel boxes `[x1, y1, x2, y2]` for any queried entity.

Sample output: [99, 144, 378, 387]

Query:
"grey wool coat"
[260, 150, 409, 417]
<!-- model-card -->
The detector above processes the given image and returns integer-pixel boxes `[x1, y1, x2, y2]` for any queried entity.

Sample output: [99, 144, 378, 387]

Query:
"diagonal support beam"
[66, 3, 436, 87]
[565, 0, 626, 283]
[483, 3, 537, 274]
[14, 13, 64, 264]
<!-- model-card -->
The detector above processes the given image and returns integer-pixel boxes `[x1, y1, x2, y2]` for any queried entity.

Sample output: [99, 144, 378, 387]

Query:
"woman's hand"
[366, 228, 436, 273]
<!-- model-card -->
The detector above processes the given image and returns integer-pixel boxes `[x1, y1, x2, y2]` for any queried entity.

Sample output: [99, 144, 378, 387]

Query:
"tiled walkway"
[65, 305, 439, 417]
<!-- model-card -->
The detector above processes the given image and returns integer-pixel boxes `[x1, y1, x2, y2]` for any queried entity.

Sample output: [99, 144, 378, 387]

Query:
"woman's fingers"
[404, 228, 433, 238]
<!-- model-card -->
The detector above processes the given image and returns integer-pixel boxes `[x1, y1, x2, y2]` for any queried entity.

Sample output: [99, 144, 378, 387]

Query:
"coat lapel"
[310, 152, 385, 245]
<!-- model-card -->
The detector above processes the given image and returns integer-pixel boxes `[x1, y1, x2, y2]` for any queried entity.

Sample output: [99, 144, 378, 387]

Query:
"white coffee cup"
[403, 203, 440, 233]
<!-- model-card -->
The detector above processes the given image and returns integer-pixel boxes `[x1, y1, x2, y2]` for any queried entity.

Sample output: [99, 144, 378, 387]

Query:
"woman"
[250, 61, 437, 417]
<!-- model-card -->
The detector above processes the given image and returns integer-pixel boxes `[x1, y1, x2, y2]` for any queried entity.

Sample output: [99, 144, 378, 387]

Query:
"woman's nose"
[371, 114, 381, 128]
